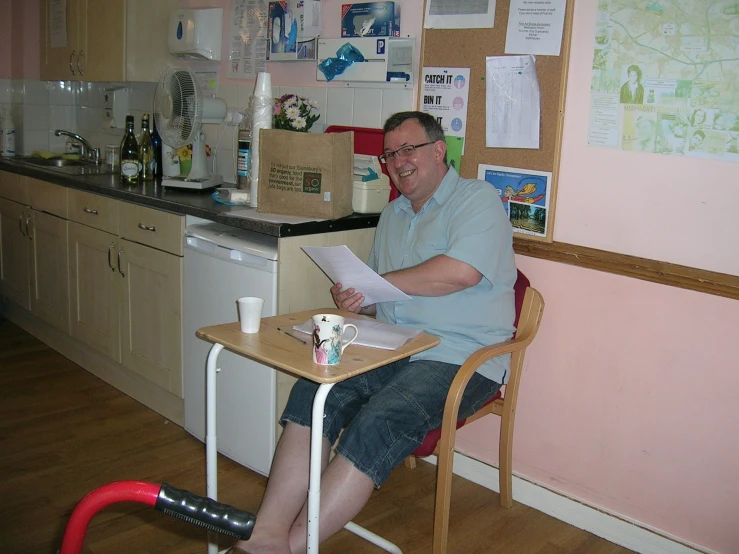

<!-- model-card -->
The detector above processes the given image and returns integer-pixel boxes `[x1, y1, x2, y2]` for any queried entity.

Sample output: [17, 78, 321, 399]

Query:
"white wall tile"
[48, 130, 68, 152]
[326, 87, 355, 126]
[0, 79, 11, 103]
[236, 83, 256, 111]
[49, 105, 77, 131]
[353, 89, 383, 128]
[22, 80, 49, 105]
[129, 82, 156, 112]
[302, 86, 328, 126]
[48, 81, 77, 106]
[22, 131, 49, 155]
[23, 104, 50, 131]
[218, 82, 239, 108]
[215, 146, 237, 184]
[381, 88, 413, 124]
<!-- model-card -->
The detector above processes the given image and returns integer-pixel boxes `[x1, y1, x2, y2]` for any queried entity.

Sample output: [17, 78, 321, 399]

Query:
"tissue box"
[341, 2, 401, 37]
[257, 129, 355, 220]
[353, 175, 391, 213]
[267, 0, 322, 61]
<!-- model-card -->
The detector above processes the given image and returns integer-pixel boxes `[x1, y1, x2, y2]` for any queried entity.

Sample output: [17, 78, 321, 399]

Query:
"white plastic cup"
[254, 72, 273, 97]
[237, 297, 264, 333]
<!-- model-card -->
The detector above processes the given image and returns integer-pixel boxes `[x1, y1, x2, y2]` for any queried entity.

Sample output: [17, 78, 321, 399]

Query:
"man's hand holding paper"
[301, 245, 412, 307]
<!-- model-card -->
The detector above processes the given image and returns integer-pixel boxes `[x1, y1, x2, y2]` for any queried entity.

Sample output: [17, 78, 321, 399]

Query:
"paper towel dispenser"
[168, 8, 223, 61]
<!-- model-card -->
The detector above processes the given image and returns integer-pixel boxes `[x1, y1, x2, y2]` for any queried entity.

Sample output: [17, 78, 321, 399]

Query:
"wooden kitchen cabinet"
[0, 198, 31, 310]
[29, 210, 70, 334]
[40, 0, 178, 82]
[119, 238, 183, 396]
[68, 221, 121, 362]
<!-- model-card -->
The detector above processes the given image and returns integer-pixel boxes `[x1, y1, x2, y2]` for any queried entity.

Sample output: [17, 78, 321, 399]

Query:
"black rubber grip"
[155, 482, 256, 540]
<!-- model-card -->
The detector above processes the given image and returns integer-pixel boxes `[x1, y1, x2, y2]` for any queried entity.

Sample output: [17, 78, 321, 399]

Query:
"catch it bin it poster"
[477, 164, 552, 238]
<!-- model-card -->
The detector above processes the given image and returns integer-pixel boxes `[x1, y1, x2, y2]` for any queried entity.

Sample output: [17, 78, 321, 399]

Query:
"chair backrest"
[513, 269, 531, 334]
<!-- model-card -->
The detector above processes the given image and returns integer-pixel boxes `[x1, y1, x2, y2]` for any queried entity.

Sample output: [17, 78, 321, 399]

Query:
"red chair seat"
[412, 390, 502, 457]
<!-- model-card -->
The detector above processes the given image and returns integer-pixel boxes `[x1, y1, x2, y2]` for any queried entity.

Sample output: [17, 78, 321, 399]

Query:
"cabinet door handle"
[137, 223, 156, 232]
[69, 50, 76, 75]
[83, 207, 99, 215]
[117, 249, 125, 277]
[25, 216, 32, 240]
[77, 50, 84, 77]
[19, 214, 26, 236]
[108, 244, 116, 271]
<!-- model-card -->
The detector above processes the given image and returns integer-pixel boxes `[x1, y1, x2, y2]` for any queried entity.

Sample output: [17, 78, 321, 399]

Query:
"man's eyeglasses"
[379, 142, 435, 164]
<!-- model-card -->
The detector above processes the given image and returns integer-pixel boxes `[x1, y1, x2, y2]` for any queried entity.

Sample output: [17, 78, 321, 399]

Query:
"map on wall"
[587, 0, 739, 162]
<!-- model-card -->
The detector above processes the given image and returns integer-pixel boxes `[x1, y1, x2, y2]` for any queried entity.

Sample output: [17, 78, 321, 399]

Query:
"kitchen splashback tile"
[23, 80, 49, 105]
[48, 81, 77, 106]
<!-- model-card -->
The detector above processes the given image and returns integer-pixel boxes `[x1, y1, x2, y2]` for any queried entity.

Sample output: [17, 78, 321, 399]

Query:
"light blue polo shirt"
[367, 166, 517, 384]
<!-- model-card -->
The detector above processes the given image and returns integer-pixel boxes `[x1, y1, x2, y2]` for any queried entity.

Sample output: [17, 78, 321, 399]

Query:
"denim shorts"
[280, 358, 502, 488]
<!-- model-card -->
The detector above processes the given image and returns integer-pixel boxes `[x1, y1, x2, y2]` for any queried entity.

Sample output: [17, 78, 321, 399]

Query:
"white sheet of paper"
[293, 317, 422, 350]
[505, 0, 567, 56]
[485, 55, 541, 149]
[424, 0, 496, 29]
[301, 245, 412, 306]
[50, 0, 68, 49]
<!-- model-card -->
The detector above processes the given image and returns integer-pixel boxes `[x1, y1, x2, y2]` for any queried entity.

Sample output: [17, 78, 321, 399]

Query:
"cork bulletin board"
[420, 0, 575, 243]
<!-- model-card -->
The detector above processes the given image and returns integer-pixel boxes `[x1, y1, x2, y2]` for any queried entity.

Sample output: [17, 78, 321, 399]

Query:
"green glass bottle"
[120, 115, 139, 183]
[138, 113, 154, 181]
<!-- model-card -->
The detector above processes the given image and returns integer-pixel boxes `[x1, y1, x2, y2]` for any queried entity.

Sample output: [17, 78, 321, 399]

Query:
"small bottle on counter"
[120, 115, 139, 183]
[151, 114, 163, 178]
[138, 113, 154, 181]
[237, 128, 252, 194]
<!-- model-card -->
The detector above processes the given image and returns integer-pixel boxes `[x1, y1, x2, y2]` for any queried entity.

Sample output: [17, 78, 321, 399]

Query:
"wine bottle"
[120, 115, 139, 183]
[138, 113, 154, 181]
[151, 115, 163, 178]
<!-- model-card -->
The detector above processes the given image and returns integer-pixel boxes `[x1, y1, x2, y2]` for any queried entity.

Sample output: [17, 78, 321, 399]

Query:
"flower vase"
[179, 158, 192, 176]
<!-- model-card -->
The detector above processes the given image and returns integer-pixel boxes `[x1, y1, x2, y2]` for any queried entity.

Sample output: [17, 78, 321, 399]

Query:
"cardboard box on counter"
[257, 129, 355, 219]
[341, 2, 401, 37]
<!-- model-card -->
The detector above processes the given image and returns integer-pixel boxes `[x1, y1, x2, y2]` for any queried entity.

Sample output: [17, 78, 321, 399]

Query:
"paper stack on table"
[293, 318, 423, 350]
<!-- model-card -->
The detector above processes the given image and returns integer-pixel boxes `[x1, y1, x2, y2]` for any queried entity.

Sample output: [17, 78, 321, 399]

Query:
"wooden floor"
[0, 319, 635, 554]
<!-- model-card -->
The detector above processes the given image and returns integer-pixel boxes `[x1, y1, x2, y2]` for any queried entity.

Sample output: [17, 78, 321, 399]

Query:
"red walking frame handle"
[59, 481, 255, 554]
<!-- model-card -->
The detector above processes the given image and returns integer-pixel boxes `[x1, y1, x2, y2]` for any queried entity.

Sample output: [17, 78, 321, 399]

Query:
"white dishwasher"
[183, 221, 278, 476]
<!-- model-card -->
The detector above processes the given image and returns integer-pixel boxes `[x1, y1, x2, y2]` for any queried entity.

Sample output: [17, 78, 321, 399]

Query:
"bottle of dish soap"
[1, 107, 16, 157]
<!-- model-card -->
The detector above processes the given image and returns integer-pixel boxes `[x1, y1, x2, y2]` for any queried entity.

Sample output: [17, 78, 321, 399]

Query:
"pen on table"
[277, 327, 308, 344]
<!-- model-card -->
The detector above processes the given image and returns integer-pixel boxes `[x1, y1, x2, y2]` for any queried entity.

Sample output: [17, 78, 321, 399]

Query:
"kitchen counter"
[0, 159, 380, 237]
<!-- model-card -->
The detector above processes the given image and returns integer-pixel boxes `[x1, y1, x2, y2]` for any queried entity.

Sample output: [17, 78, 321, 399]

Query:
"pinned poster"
[421, 67, 471, 154]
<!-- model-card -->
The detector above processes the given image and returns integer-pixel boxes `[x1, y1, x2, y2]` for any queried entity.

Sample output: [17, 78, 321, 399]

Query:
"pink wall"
[0, 0, 39, 79]
[458, 256, 739, 552]
[0, 0, 13, 78]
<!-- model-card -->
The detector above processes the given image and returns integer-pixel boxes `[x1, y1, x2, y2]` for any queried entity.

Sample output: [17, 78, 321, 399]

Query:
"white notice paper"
[301, 246, 412, 306]
[424, 0, 496, 29]
[505, 0, 567, 56]
[50, 0, 68, 49]
[229, 0, 268, 79]
[485, 55, 541, 149]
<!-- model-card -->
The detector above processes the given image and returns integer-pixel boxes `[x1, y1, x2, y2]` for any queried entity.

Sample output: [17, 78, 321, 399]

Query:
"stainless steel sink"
[23, 158, 87, 168]
[8, 157, 115, 176]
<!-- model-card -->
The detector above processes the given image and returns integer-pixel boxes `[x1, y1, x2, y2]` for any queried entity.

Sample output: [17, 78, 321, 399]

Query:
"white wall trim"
[421, 453, 716, 554]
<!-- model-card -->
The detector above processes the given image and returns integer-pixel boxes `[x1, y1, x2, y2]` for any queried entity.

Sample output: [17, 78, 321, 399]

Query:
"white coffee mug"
[311, 314, 359, 365]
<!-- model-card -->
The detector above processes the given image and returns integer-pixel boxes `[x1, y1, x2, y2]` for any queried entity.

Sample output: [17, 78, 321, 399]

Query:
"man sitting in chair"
[231, 111, 517, 554]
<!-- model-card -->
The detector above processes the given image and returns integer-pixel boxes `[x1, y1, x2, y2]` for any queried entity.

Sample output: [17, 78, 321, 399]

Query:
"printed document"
[505, 0, 567, 56]
[485, 55, 541, 148]
[301, 245, 412, 306]
[293, 318, 422, 350]
[424, 0, 496, 29]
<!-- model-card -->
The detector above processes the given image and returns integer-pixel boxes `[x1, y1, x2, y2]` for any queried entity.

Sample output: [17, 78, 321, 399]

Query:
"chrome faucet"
[54, 130, 100, 164]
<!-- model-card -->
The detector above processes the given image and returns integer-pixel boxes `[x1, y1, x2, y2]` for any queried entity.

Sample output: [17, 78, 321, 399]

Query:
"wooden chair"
[403, 270, 545, 554]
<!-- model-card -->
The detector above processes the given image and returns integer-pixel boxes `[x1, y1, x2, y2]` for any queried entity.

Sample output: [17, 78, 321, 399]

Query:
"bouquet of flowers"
[176, 143, 212, 160]
[273, 94, 320, 132]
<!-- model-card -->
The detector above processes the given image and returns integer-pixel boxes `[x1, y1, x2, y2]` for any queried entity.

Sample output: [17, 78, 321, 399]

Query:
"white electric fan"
[154, 66, 227, 189]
